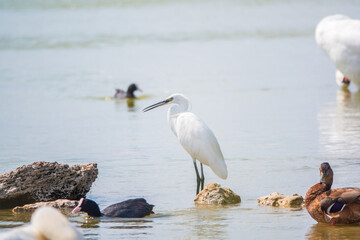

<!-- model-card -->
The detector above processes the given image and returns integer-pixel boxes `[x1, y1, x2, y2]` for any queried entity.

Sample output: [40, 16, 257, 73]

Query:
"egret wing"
[175, 112, 227, 179]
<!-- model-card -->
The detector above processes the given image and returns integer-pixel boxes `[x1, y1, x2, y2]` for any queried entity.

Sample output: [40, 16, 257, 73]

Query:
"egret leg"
[193, 160, 201, 195]
[200, 163, 205, 191]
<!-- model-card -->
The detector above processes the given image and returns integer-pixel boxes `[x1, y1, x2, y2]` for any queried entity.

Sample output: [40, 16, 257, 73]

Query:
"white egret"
[315, 14, 360, 89]
[143, 93, 227, 195]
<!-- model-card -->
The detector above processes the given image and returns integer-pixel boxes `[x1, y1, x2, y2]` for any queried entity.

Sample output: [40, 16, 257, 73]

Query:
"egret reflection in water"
[318, 89, 360, 156]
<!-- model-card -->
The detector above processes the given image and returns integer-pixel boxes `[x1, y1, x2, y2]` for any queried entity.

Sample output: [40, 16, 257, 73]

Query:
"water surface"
[1, 0, 360, 239]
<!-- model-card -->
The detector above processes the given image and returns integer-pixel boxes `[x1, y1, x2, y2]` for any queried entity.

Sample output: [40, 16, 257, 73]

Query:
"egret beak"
[137, 88, 143, 92]
[143, 99, 170, 112]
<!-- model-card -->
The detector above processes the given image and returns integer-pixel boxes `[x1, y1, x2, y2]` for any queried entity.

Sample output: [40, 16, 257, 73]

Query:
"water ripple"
[0, 29, 312, 50]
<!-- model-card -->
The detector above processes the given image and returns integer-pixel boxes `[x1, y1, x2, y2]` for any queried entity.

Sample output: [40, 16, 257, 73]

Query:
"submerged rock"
[0, 161, 98, 209]
[257, 192, 304, 207]
[12, 199, 79, 213]
[194, 183, 241, 205]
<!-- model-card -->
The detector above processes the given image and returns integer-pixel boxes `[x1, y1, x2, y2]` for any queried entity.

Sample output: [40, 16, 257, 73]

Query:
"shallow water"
[1, 0, 360, 239]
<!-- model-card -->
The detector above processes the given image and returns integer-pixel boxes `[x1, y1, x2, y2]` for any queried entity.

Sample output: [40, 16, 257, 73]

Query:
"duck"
[72, 198, 154, 218]
[0, 206, 83, 240]
[305, 162, 360, 224]
[315, 14, 360, 89]
[114, 83, 142, 99]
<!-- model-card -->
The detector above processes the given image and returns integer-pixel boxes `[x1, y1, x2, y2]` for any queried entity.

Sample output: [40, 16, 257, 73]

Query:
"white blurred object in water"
[0, 206, 83, 240]
[316, 14, 360, 89]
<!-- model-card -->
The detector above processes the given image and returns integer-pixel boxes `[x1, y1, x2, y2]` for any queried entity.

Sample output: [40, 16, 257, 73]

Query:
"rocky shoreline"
[0, 161, 98, 209]
[1, 161, 305, 213]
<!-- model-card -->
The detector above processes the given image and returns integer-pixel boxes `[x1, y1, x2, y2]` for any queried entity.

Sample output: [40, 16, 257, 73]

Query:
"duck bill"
[143, 100, 169, 112]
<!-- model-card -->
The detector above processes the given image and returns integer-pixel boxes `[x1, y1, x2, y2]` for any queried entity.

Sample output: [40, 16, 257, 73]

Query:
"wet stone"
[194, 183, 241, 205]
[12, 199, 79, 213]
[257, 192, 304, 207]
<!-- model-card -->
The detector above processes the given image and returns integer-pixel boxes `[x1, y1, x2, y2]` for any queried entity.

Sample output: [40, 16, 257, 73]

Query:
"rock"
[0, 161, 98, 209]
[12, 199, 79, 213]
[257, 192, 304, 207]
[194, 183, 241, 205]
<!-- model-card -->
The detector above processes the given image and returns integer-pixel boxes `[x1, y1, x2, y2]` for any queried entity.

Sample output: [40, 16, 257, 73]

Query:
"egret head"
[319, 162, 333, 187]
[336, 70, 350, 89]
[143, 93, 189, 112]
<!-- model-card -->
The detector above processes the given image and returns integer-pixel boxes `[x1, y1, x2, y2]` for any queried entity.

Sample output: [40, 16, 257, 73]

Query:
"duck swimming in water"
[305, 162, 360, 224]
[114, 83, 141, 99]
[72, 198, 154, 218]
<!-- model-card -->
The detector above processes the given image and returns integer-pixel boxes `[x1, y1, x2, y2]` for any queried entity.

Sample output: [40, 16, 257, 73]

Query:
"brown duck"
[305, 162, 360, 224]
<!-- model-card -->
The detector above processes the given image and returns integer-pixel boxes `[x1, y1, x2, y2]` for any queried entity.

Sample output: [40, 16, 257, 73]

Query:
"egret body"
[143, 93, 227, 195]
[315, 14, 360, 89]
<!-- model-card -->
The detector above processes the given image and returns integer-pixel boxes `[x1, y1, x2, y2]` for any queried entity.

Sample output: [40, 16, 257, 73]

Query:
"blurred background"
[0, 0, 360, 239]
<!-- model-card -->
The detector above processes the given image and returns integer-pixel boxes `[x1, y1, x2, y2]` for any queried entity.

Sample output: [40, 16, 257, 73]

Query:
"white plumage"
[168, 104, 227, 180]
[144, 93, 227, 194]
[315, 14, 360, 88]
[0, 206, 83, 240]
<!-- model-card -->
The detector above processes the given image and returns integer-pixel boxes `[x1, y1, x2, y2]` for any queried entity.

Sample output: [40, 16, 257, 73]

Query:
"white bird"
[0, 206, 83, 240]
[315, 14, 360, 89]
[143, 93, 227, 195]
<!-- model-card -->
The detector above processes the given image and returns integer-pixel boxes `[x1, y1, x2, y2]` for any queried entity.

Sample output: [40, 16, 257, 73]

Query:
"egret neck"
[167, 96, 190, 137]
